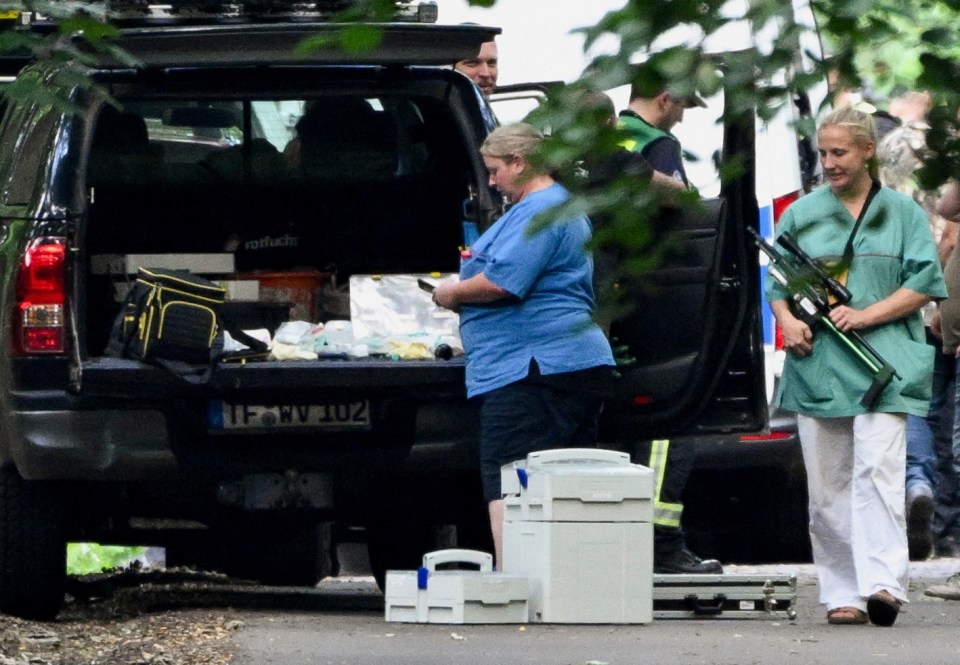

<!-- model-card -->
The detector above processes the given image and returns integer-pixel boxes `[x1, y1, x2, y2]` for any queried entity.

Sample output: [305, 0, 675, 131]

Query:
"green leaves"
[295, 24, 383, 57]
[67, 543, 146, 575]
[337, 24, 383, 52]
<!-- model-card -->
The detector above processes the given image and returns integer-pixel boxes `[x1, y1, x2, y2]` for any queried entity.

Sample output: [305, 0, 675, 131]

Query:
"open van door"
[597, 63, 767, 441]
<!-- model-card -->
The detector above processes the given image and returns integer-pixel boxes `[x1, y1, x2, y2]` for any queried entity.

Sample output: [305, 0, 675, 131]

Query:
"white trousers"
[796, 412, 909, 611]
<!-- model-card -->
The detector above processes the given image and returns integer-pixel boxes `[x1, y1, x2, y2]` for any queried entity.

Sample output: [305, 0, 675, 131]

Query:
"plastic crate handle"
[527, 448, 630, 467]
[421, 548, 493, 572]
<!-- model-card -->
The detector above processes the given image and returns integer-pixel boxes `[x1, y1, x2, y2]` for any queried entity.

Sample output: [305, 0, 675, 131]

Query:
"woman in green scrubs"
[765, 106, 947, 627]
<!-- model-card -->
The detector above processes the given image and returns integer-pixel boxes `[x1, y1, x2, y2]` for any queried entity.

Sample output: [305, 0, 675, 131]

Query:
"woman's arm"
[433, 273, 512, 311]
[939, 218, 958, 266]
[937, 181, 960, 221]
[771, 299, 814, 356]
[828, 287, 930, 331]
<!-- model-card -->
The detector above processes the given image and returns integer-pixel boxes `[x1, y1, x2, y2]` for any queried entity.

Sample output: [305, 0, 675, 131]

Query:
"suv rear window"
[90, 95, 440, 188]
[83, 89, 473, 338]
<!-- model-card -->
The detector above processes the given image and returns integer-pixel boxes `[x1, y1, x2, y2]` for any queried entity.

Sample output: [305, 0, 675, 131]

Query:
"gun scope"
[777, 233, 853, 305]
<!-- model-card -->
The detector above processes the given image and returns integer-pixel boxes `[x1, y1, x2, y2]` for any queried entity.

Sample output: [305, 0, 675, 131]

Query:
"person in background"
[615, 79, 722, 575]
[432, 123, 615, 568]
[888, 90, 932, 125]
[925, 181, 960, 600]
[573, 90, 685, 196]
[454, 38, 498, 98]
[827, 70, 901, 140]
[560, 89, 684, 333]
[618, 81, 706, 187]
[767, 106, 946, 626]
[878, 107, 957, 561]
[932, 181, 960, 559]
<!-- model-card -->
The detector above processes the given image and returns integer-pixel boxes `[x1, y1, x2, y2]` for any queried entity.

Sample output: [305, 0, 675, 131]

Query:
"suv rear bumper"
[11, 409, 175, 480]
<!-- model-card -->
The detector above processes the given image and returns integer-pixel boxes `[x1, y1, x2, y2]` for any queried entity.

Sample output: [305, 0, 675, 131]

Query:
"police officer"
[617, 79, 724, 575]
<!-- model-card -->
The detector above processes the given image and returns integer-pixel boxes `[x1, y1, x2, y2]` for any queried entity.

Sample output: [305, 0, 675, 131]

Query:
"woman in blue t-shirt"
[433, 123, 615, 568]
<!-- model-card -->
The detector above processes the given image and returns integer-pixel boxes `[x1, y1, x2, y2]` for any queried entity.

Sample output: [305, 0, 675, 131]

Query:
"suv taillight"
[14, 238, 67, 354]
[771, 191, 801, 352]
[772, 191, 800, 224]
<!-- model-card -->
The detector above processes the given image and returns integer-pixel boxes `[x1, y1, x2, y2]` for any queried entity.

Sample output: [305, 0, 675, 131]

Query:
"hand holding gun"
[748, 227, 899, 410]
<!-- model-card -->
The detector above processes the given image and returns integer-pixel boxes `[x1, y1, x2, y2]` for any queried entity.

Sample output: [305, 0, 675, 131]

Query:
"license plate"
[210, 400, 371, 431]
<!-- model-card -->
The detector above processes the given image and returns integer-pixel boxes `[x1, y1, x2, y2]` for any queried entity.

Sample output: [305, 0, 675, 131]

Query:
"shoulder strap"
[841, 179, 882, 266]
[153, 358, 214, 386]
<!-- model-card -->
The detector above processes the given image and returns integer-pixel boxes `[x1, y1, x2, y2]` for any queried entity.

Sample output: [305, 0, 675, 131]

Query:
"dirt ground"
[6, 558, 960, 664]
[0, 569, 246, 665]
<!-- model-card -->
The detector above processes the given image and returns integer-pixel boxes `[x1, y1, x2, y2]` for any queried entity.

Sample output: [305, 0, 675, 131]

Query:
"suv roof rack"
[77, 21, 497, 68]
[10, 1, 439, 28]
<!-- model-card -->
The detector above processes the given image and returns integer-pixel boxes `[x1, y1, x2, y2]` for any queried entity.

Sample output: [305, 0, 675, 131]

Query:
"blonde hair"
[819, 106, 880, 179]
[480, 123, 544, 167]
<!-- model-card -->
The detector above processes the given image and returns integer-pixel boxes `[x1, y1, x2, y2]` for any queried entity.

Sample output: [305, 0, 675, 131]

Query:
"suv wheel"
[0, 466, 67, 620]
[366, 515, 444, 592]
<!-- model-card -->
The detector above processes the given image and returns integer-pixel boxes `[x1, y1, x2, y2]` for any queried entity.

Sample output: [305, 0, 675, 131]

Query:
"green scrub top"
[765, 185, 947, 417]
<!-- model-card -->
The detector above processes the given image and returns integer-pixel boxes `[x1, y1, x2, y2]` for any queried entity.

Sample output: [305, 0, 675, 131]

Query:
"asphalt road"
[226, 551, 960, 665]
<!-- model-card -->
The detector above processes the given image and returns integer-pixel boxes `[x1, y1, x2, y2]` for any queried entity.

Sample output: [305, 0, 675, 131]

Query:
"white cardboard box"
[218, 279, 260, 301]
[384, 549, 529, 624]
[90, 253, 236, 275]
[502, 448, 654, 523]
[503, 521, 653, 624]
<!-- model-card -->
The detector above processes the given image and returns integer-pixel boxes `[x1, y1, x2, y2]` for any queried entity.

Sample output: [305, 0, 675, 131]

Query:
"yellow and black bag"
[115, 268, 225, 364]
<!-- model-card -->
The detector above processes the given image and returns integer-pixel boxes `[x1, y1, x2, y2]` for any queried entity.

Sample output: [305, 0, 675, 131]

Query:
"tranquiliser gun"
[747, 226, 899, 410]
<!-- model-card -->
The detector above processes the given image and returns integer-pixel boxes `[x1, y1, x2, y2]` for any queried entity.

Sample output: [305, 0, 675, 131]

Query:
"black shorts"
[478, 377, 604, 502]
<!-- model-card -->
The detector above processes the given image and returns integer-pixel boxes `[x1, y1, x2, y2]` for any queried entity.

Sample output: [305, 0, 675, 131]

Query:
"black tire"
[0, 466, 67, 620]
[450, 473, 494, 555]
[221, 519, 333, 587]
[366, 513, 441, 592]
[767, 476, 812, 563]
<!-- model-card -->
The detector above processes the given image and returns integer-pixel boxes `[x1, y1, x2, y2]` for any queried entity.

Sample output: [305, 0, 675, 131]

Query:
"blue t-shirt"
[458, 183, 615, 398]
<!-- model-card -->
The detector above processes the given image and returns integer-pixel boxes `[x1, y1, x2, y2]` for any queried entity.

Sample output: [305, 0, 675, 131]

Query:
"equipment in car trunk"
[108, 267, 225, 364]
[349, 273, 462, 356]
[233, 270, 333, 322]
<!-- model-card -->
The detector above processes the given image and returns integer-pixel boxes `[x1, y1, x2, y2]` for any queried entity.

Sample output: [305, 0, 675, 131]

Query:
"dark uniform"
[616, 109, 724, 575]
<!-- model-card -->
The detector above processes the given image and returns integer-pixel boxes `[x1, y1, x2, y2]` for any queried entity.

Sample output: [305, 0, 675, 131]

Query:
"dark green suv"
[0, 2, 776, 620]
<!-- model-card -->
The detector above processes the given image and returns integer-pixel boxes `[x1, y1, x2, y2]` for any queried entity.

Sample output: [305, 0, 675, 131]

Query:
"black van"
[0, 2, 782, 620]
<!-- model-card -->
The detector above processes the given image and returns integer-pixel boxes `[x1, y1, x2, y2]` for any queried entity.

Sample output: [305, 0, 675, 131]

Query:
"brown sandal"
[827, 607, 868, 625]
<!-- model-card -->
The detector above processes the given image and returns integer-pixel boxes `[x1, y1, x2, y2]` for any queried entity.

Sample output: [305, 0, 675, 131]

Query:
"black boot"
[655, 546, 723, 574]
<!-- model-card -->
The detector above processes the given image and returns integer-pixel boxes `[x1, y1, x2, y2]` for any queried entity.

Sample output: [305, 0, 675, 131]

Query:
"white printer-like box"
[504, 519, 653, 623]
[501, 448, 655, 624]
[384, 549, 529, 624]
[501, 448, 654, 522]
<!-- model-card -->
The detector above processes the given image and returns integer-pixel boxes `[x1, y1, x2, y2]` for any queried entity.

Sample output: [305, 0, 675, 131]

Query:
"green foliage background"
[67, 543, 146, 575]
[814, 0, 960, 99]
